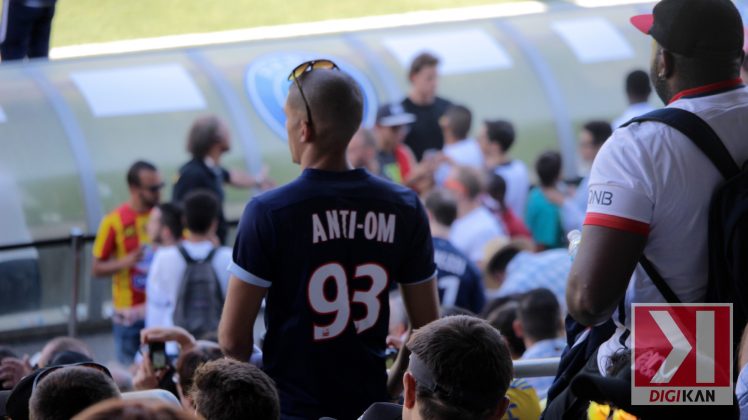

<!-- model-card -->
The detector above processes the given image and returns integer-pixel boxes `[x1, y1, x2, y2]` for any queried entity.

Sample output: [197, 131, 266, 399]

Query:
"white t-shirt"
[435, 138, 485, 185]
[611, 102, 657, 129]
[585, 83, 748, 374]
[494, 160, 530, 220]
[145, 241, 232, 330]
[449, 205, 507, 265]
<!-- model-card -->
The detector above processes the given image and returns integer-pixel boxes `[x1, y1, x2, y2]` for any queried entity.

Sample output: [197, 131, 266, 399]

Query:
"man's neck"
[430, 223, 450, 239]
[458, 200, 480, 218]
[186, 233, 211, 243]
[443, 134, 458, 146]
[485, 152, 509, 168]
[408, 90, 435, 106]
[128, 198, 147, 214]
[302, 149, 352, 172]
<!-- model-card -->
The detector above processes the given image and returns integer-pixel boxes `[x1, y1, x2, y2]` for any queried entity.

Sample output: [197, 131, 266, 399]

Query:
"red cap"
[630, 14, 654, 34]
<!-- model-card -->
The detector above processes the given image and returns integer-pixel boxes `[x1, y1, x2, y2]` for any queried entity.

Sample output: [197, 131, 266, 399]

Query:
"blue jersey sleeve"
[467, 262, 486, 314]
[228, 198, 276, 288]
[397, 199, 437, 285]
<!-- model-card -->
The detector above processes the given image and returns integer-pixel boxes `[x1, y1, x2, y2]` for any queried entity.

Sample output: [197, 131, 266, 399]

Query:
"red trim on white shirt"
[668, 78, 744, 104]
[584, 212, 649, 236]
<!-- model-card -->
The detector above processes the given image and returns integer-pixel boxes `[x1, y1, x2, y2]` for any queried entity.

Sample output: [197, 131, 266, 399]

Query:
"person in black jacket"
[173, 115, 270, 244]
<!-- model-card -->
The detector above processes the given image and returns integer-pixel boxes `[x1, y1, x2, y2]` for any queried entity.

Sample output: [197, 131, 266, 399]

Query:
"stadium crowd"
[2, 0, 748, 418]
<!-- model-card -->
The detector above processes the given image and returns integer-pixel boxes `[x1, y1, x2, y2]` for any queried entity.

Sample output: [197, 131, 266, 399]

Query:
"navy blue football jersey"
[433, 237, 485, 314]
[229, 168, 436, 420]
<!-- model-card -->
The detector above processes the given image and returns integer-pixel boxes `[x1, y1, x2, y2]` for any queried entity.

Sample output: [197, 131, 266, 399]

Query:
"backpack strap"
[177, 244, 217, 264]
[177, 244, 196, 264]
[623, 107, 740, 180]
[640, 255, 681, 304]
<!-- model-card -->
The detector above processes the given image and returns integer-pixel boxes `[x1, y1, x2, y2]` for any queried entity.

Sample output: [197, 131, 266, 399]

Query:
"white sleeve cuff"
[401, 270, 438, 287]
[228, 261, 271, 288]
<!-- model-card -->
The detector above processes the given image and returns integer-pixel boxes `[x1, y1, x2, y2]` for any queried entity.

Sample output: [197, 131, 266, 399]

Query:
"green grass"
[51, 0, 523, 47]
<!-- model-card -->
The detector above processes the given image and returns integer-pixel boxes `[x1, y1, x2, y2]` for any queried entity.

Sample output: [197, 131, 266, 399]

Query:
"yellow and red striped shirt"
[92, 203, 151, 310]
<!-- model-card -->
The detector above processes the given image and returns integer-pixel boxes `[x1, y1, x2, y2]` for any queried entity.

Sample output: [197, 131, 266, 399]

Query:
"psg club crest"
[245, 52, 378, 140]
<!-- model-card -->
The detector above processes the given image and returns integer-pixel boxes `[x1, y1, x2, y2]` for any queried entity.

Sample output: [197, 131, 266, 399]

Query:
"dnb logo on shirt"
[631, 304, 733, 406]
[245, 52, 378, 140]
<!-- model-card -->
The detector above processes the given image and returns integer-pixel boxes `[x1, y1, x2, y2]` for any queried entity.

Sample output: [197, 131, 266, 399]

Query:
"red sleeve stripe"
[584, 212, 650, 236]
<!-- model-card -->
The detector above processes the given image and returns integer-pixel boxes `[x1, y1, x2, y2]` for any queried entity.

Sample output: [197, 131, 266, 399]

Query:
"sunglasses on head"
[32, 361, 112, 391]
[287, 59, 340, 128]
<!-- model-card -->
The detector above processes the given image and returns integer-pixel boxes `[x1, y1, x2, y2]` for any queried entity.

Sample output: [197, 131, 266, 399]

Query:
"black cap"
[631, 0, 744, 59]
[376, 103, 416, 127]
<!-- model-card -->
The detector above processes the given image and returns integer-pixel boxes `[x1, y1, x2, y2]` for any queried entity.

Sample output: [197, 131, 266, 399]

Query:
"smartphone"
[149, 342, 167, 370]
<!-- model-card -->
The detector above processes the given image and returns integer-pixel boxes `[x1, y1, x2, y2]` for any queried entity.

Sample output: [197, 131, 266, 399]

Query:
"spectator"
[192, 358, 280, 420]
[437, 105, 483, 181]
[172, 115, 270, 244]
[146, 191, 231, 334]
[479, 119, 530, 219]
[485, 301, 525, 360]
[92, 161, 162, 365]
[373, 103, 418, 183]
[557, 0, 748, 417]
[133, 326, 197, 394]
[514, 288, 564, 400]
[525, 151, 565, 250]
[145, 203, 183, 249]
[1, 336, 94, 391]
[485, 172, 531, 240]
[347, 127, 379, 174]
[484, 240, 570, 307]
[173, 343, 223, 411]
[73, 398, 199, 420]
[29, 365, 121, 420]
[401, 52, 453, 161]
[424, 188, 485, 314]
[561, 121, 612, 232]
[219, 61, 440, 420]
[401, 315, 512, 419]
[611, 69, 656, 128]
[0, 0, 56, 61]
[445, 166, 506, 267]
[0, 346, 19, 390]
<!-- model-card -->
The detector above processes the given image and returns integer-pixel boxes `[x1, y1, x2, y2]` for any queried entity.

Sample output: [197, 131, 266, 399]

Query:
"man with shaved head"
[219, 61, 440, 420]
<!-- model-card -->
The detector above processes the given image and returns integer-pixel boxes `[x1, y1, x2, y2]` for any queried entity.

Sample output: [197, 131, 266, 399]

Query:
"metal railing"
[513, 357, 561, 378]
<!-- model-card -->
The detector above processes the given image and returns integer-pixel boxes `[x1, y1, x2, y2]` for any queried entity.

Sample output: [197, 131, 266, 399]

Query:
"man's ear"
[490, 396, 511, 420]
[403, 371, 417, 409]
[662, 48, 676, 79]
[512, 318, 523, 339]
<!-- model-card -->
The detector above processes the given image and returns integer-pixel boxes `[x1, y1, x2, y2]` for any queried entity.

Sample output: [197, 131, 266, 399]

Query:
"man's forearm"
[92, 258, 131, 277]
[387, 336, 411, 399]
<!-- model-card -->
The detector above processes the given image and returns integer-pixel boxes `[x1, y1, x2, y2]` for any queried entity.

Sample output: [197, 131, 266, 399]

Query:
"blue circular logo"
[245, 52, 378, 140]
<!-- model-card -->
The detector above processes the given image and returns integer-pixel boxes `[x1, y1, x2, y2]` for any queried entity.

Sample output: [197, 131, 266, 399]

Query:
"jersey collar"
[668, 78, 744, 104]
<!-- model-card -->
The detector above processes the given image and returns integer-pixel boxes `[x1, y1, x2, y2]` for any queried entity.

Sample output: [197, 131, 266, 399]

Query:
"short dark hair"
[74, 398, 198, 420]
[424, 188, 458, 227]
[29, 367, 120, 420]
[484, 120, 516, 153]
[409, 52, 439, 78]
[175, 343, 223, 397]
[183, 190, 220, 235]
[535, 151, 562, 187]
[486, 245, 520, 276]
[583, 121, 613, 148]
[407, 316, 513, 419]
[486, 301, 526, 359]
[486, 172, 507, 209]
[517, 288, 560, 342]
[288, 69, 364, 148]
[126, 161, 157, 187]
[444, 105, 472, 140]
[625, 69, 652, 100]
[158, 202, 184, 241]
[192, 359, 280, 420]
[187, 115, 226, 159]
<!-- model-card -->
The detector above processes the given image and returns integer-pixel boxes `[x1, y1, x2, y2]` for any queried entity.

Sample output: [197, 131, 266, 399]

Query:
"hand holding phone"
[149, 342, 166, 371]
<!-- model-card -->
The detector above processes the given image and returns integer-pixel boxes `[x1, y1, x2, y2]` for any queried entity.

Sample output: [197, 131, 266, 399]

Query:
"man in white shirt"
[435, 105, 483, 185]
[478, 119, 530, 220]
[556, 0, 748, 416]
[445, 166, 506, 268]
[611, 69, 657, 129]
[146, 191, 232, 333]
